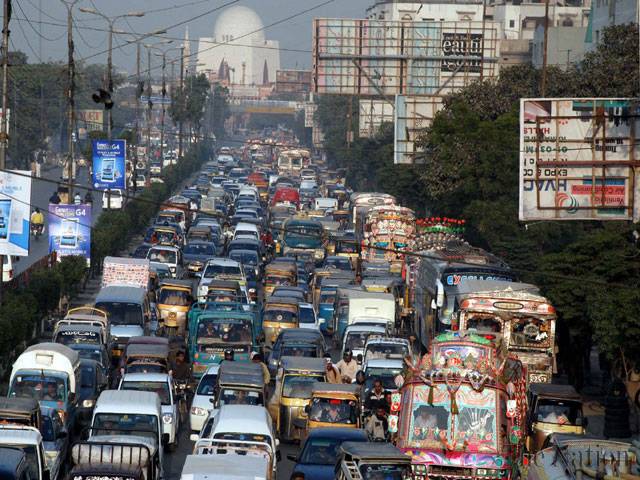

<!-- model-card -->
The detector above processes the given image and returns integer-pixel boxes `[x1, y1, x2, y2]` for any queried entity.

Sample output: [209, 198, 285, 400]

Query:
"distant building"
[195, 6, 281, 86]
[366, 0, 485, 22]
[275, 70, 312, 95]
[586, 0, 637, 49]
[532, 24, 587, 68]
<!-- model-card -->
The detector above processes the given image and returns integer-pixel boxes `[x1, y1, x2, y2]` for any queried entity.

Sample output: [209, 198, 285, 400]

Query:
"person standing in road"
[251, 352, 271, 385]
[335, 350, 359, 383]
[324, 357, 341, 384]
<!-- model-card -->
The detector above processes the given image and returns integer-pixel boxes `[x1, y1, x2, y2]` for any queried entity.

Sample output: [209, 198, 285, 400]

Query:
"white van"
[181, 452, 270, 480]
[347, 290, 396, 333]
[233, 222, 260, 242]
[314, 197, 338, 212]
[191, 405, 279, 476]
[102, 189, 124, 210]
[90, 390, 165, 478]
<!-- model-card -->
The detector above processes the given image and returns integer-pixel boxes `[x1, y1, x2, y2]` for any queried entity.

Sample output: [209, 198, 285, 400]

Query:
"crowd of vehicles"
[5, 136, 638, 480]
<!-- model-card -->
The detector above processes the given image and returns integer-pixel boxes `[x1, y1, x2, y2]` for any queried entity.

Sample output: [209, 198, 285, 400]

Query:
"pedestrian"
[324, 356, 341, 384]
[251, 352, 271, 385]
[49, 191, 61, 205]
[335, 349, 359, 383]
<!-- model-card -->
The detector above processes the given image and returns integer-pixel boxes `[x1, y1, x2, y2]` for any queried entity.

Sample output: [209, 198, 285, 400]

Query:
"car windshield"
[218, 388, 263, 406]
[148, 248, 177, 264]
[536, 399, 583, 425]
[203, 264, 241, 278]
[282, 375, 323, 398]
[308, 398, 358, 424]
[121, 380, 171, 405]
[158, 288, 191, 306]
[184, 243, 214, 255]
[365, 344, 407, 360]
[229, 252, 258, 266]
[299, 437, 342, 465]
[196, 374, 218, 396]
[10, 374, 67, 402]
[4, 445, 38, 479]
[281, 345, 317, 357]
[359, 465, 408, 480]
[196, 319, 252, 343]
[95, 301, 143, 326]
[263, 309, 297, 324]
[92, 413, 158, 439]
[299, 307, 315, 324]
[345, 331, 370, 351]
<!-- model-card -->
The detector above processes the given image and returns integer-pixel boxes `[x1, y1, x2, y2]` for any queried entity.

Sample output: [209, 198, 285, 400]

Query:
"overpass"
[228, 99, 300, 115]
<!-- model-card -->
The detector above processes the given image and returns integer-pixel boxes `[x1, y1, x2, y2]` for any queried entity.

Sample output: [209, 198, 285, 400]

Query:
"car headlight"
[82, 399, 95, 408]
[162, 414, 174, 424]
[191, 406, 207, 416]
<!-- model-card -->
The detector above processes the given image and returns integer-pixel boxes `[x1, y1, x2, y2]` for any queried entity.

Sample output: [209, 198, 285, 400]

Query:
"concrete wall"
[532, 25, 588, 68]
[587, 0, 637, 50]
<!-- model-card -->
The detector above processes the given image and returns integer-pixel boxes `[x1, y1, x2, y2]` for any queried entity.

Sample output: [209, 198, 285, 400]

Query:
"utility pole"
[146, 46, 152, 172]
[61, 0, 79, 199]
[160, 52, 166, 165]
[178, 46, 184, 161]
[0, 0, 11, 170]
[541, 0, 550, 96]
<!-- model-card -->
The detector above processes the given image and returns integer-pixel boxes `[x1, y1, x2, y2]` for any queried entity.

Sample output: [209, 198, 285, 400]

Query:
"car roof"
[121, 372, 170, 383]
[339, 442, 411, 462]
[205, 257, 241, 267]
[307, 427, 368, 441]
[212, 405, 272, 437]
[94, 390, 160, 415]
[280, 356, 325, 372]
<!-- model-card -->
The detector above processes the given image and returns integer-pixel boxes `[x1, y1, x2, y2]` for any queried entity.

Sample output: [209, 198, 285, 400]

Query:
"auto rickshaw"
[262, 297, 299, 346]
[0, 397, 41, 429]
[267, 356, 325, 442]
[264, 262, 298, 298]
[205, 279, 243, 304]
[156, 279, 194, 337]
[296, 383, 361, 444]
[526, 383, 586, 452]
[335, 442, 412, 480]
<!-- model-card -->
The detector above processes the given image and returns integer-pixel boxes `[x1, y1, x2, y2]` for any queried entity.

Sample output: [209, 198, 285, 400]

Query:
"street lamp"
[79, 8, 145, 139]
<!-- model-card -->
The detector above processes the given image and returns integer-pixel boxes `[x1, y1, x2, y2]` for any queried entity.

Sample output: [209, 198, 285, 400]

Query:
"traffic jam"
[1, 135, 637, 480]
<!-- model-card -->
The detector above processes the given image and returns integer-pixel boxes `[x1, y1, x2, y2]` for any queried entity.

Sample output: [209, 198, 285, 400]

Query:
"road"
[16, 164, 102, 275]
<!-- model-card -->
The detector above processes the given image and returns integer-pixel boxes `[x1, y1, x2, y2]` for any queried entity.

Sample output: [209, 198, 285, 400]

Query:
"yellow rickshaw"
[262, 297, 299, 346]
[295, 383, 361, 444]
[267, 356, 325, 442]
[156, 279, 194, 337]
[264, 263, 297, 298]
[526, 383, 586, 453]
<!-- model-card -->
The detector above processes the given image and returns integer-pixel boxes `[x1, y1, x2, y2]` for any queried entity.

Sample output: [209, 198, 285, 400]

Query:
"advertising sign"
[48, 203, 91, 265]
[519, 98, 640, 221]
[313, 18, 499, 96]
[92, 140, 126, 190]
[76, 109, 103, 131]
[359, 99, 395, 138]
[0, 170, 31, 256]
[304, 102, 317, 128]
[394, 95, 444, 165]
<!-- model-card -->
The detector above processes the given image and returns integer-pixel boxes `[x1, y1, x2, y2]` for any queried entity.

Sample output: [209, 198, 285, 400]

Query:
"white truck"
[347, 290, 396, 334]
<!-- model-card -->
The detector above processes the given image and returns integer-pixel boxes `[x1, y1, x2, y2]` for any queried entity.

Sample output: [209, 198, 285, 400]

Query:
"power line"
[14, 0, 66, 42]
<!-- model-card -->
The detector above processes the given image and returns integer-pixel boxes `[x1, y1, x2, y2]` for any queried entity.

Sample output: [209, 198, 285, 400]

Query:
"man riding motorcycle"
[30, 208, 44, 236]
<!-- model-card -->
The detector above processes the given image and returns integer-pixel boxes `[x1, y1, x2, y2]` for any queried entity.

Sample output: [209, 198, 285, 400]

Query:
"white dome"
[213, 6, 265, 44]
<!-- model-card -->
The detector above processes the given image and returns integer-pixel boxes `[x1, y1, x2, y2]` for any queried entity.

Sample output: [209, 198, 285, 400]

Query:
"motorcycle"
[31, 223, 44, 239]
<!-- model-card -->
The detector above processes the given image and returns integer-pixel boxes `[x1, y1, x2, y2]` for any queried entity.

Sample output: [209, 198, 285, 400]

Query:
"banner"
[77, 109, 103, 131]
[0, 170, 32, 256]
[92, 139, 126, 190]
[519, 98, 640, 221]
[48, 203, 92, 265]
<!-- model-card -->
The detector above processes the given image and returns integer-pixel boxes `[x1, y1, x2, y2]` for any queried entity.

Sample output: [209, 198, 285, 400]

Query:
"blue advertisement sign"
[92, 139, 126, 190]
[48, 203, 92, 266]
[0, 170, 32, 257]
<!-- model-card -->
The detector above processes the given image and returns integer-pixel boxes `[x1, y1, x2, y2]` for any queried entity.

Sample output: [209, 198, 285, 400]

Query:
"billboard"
[48, 203, 92, 265]
[77, 109, 104, 131]
[519, 98, 640, 221]
[394, 95, 444, 164]
[313, 19, 499, 96]
[92, 139, 126, 190]
[275, 69, 312, 94]
[0, 170, 31, 256]
[304, 102, 317, 128]
[359, 99, 395, 138]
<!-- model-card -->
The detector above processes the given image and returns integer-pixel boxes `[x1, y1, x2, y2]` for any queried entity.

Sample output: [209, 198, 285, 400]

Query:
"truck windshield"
[196, 319, 252, 343]
[10, 374, 67, 402]
[92, 413, 158, 439]
[121, 381, 171, 405]
[95, 302, 143, 326]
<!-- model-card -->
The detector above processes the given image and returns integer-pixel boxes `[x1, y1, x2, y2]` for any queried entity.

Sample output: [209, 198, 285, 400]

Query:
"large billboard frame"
[394, 95, 445, 165]
[519, 98, 640, 222]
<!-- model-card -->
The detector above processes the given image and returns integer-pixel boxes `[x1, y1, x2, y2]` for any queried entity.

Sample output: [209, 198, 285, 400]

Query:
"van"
[94, 286, 150, 362]
[102, 189, 124, 210]
[90, 390, 165, 479]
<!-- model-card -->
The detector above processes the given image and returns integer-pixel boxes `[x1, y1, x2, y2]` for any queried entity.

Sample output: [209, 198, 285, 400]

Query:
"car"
[190, 364, 220, 433]
[287, 427, 368, 480]
[76, 359, 108, 427]
[197, 258, 247, 300]
[118, 372, 180, 451]
[267, 328, 326, 378]
[298, 302, 320, 330]
[323, 255, 353, 271]
[146, 245, 183, 279]
[40, 406, 68, 479]
[102, 189, 124, 210]
[183, 241, 219, 276]
[130, 243, 152, 259]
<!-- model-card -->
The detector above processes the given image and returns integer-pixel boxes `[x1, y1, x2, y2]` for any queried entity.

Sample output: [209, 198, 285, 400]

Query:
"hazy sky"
[10, 0, 372, 74]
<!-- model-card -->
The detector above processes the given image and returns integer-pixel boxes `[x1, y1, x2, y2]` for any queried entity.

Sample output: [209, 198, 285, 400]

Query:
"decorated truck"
[362, 205, 415, 269]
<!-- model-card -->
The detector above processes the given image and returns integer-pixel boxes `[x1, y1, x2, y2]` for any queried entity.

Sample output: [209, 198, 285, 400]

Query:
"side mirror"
[304, 405, 311, 414]
[42, 469, 51, 480]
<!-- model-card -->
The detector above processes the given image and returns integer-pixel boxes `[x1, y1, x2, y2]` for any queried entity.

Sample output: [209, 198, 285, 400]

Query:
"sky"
[10, 0, 372, 75]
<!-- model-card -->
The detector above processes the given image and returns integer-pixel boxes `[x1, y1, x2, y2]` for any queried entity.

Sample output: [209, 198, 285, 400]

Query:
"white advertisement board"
[0, 170, 32, 256]
[519, 98, 640, 221]
[359, 99, 395, 138]
[304, 103, 317, 128]
[394, 95, 444, 165]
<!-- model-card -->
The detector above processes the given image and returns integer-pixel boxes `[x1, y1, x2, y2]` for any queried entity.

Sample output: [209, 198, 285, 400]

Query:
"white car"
[190, 364, 220, 433]
[102, 189, 124, 209]
[118, 372, 180, 451]
[197, 258, 247, 300]
[298, 302, 320, 330]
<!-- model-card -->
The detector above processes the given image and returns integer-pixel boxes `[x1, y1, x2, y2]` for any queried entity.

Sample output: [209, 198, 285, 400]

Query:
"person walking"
[335, 350, 359, 383]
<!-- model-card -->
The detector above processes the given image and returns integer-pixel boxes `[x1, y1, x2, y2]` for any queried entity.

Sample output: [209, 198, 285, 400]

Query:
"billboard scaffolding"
[519, 98, 640, 221]
[394, 95, 445, 165]
[359, 99, 395, 138]
[313, 18, 500, 96]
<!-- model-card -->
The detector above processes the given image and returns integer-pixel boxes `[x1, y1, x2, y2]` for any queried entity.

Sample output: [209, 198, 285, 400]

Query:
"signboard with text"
[48, 203, 92, 265]
[92, 140, 126, 190]
[519, 98, 640, 221]
[0, 170, 31, 256]
[77, 109, 104, 131]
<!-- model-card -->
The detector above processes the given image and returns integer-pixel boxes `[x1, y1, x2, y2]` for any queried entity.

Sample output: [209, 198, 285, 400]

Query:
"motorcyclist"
[30, 208, 44, 231]
[171, 350, 192, 383]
